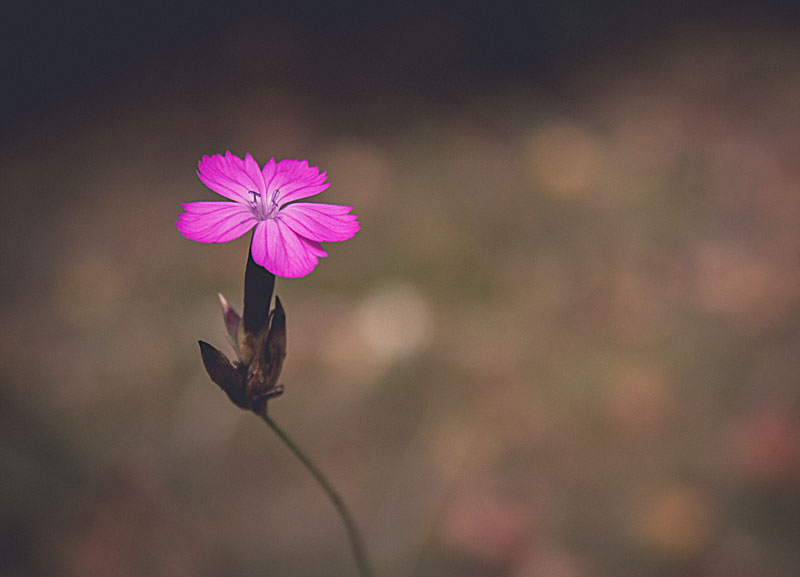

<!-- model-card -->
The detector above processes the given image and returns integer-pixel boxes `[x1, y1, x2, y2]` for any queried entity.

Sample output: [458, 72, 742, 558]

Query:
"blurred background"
[2, 1, 800, 576]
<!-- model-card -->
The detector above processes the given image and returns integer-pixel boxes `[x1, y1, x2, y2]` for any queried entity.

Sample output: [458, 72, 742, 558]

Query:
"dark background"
[4, 1, 800, 134]
[2, 2, 800, 576]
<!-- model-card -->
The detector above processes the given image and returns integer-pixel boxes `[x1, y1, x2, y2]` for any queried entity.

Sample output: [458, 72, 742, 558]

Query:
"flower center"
[248, 189, 281, 220]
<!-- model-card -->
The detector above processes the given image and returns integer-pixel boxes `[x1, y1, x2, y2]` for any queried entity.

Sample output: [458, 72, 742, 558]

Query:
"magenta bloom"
[177, 152, 360, 278]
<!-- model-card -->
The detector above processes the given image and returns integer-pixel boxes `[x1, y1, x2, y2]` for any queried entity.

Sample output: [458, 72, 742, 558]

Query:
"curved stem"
[260, 413, 374, 577]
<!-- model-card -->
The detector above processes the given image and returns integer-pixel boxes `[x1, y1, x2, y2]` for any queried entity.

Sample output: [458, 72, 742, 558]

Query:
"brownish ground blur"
[2, 6, 800, 577]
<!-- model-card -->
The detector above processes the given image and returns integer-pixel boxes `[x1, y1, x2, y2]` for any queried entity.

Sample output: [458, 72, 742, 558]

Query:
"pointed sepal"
[198, 341, 248, 409]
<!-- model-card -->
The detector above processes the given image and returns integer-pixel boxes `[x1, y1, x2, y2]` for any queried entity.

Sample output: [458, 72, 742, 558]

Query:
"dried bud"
[264, 295, 287, 385]
[245, 296, 287, 415]
[199, 242, 287, 416]
[218, 293, 241, 356]
[198, 341, 248, 409]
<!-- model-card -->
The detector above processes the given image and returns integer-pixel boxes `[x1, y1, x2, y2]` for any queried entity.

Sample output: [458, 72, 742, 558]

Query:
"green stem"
[260, 413, 374, 577]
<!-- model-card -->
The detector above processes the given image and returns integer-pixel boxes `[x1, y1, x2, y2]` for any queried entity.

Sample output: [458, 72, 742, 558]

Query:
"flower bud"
[218, 293, 241, 356]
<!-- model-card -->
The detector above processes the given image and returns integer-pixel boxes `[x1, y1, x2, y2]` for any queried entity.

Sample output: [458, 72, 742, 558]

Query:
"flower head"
[177, 152, 360, 278]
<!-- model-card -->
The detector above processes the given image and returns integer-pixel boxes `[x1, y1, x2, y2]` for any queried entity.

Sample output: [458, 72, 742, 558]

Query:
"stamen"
[247, 190, 267, 220]
[262, 189, 281, 217]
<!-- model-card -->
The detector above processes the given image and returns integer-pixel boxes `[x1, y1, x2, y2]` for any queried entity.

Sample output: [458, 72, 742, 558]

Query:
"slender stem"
[260, 413, 374, 577]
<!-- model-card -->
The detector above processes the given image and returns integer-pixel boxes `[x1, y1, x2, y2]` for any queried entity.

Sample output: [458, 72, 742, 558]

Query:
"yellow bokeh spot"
[639, 484, 716, 556]
[524, 121, 605, 197]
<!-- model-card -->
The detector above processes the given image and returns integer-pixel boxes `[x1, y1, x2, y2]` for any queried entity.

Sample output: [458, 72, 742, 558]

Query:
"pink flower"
[177, 152, 360, 278]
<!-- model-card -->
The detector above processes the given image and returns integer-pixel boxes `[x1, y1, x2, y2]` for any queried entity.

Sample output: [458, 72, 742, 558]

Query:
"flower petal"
[250, 219, 325, 278]
[263, 158, 331, 205]
[197, 151, 266, 204]
[277, 203, 360, 242]
[242, 153, 267, 194]
[304, 240, 328, 258]
[176, 201, 257, 243]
